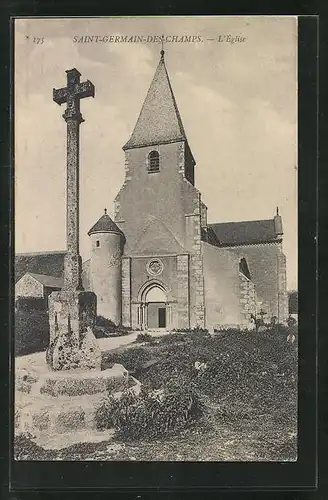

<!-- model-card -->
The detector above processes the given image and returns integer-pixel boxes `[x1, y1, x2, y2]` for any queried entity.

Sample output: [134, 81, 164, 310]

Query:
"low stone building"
[15, 272, 63, 309]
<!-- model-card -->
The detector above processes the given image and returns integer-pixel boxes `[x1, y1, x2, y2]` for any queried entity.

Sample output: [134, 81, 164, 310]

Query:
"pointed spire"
[123, 47, 187, 150]
[104, 207, 107, 215]
[276, 206, 279, 216]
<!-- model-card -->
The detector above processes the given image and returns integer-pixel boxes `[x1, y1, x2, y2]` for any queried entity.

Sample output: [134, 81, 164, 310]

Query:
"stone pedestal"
[15, 363, 142, 451]
[47, 290, 101, 371]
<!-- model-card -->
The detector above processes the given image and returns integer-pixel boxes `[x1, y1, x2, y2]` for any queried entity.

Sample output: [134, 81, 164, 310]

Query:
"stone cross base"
[47, 290, 101, 371]
[15, 364, 142, 451]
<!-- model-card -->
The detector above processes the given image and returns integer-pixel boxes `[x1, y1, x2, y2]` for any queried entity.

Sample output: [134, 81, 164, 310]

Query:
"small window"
[96, 240, 100, 248]
[148, 150, 159, 173]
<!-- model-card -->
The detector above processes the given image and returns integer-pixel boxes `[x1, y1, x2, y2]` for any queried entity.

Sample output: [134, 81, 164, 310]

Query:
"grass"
[15, 327, 298, 461]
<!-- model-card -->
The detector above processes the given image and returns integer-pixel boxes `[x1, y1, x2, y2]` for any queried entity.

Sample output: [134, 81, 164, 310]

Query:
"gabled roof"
[123, 51, 188, 150]
[130, 216, 186, 255]
[27, 273, 63, 288]
[208, 219, 280, 247]
[15, 251, 65, 283]
[88, 212, 125, 238]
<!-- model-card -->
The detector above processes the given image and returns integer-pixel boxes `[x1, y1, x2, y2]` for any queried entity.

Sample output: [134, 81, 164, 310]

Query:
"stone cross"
[47, 68, 100, 372]
[53, 68, 95, 291]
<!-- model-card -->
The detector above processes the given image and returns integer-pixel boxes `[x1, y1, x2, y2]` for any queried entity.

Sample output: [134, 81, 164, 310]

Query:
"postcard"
[14, 16, 298, 462]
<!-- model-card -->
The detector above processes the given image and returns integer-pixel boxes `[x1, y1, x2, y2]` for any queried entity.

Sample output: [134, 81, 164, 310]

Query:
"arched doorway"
[138, 283, 170, 330]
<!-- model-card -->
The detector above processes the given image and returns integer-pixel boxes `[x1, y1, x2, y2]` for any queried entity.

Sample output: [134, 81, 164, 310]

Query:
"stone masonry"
[177, 254, 190, 328]
[121, 257, 132, 327]
[239, 273, 257, 322]
[47, 68, 100, 371]
[190, 193, 205, 328]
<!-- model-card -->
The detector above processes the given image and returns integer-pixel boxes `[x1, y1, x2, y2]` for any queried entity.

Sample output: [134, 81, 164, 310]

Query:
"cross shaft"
[53, 68, 95, 291]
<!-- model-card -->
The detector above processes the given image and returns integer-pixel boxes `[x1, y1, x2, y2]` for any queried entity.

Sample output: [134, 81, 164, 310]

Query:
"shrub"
[96, 316, 117, 329]
[138, 327, 298, 418]
[94, 316, 133, 338]
[14, 433, 57, 460]
[16, 296, 46, 311]
[102, 346, 151, 372]
[173, 326, 209, 335]
[159, 332, 186, 344]
[135, 332, 155, 343]
[96, 379, 204, 440]
[15, 309, 49, 356]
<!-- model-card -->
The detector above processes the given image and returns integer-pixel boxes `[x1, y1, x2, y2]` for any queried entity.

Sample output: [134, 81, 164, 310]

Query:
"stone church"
[15, 50, 289, 330]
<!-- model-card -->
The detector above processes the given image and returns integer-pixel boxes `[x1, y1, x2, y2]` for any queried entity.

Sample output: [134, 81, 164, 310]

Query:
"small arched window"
[148, 150, 160, 173]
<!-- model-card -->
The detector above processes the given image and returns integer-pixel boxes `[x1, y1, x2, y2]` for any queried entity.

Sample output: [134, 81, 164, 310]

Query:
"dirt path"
[15, 330, 169, 372]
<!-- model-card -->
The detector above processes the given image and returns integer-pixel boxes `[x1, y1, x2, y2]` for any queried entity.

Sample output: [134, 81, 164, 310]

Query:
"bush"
[15, 309, 49, 356]
[14, 433, 57, 460]
[159, 332, 186, 344]
[102, 346, 151, 372]
[173, 326, 209, 335]
[94, 316, 133, 338]
[16, 296, 46, 311]
[135, 332, 154, 343]
[103, 327, 297, 440]
[96, 379, 204, 440]
[96, 316, 117, 329]
[138, 328, 298, 420]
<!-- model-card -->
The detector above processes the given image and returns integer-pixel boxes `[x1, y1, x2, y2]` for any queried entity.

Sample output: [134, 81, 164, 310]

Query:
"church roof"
[123, 50, 188, 150]
[15, 251, 66, 283]
[208, 219, 281, 246]
[88, 211, 125, 237]
[27, 273, 63, 288]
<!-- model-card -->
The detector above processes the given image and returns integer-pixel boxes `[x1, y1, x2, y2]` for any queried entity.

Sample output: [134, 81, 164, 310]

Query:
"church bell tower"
[114, 49, 199, 255]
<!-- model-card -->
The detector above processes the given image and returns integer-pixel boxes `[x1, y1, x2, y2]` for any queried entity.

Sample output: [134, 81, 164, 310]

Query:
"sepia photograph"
[13, 16, 298, 462]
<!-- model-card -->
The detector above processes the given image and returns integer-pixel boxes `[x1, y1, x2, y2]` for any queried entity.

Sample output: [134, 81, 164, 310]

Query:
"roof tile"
[28, 273, 63, 288]
[123, 53, 187, 150]
[88, 213, 125, 237]
[208, 219, 280, 246]
[15, 251, 65, 283]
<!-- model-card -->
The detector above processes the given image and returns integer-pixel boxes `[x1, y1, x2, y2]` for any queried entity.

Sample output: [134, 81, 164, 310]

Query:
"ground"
[14, 327, 298, 461]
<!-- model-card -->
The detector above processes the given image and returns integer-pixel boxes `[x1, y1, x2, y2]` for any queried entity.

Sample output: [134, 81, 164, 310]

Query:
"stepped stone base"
[36, 363, 129, 397]
[32, 429, 118, 452]
[15, 363, 141, 451]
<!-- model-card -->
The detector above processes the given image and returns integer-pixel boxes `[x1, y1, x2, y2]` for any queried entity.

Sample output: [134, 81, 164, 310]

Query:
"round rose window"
[146, 258, 164, 276]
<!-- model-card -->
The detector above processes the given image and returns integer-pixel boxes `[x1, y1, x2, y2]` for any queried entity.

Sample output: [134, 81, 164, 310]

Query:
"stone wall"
[227, 243, 289, 322]
[239, 273, 257, 321]
[202, 242, 247, 327]
[176, 254, 190, 328]
[277, 250, 289, 322]
[121, 257, 131, 327]
[185, 191, 206, 328]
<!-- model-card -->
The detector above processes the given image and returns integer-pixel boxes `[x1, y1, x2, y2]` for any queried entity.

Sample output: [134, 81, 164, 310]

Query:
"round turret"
[88, 209, 125, 325]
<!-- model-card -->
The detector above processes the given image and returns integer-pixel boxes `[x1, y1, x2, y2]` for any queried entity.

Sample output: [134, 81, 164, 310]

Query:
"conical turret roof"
[88, 210, 125, 238]
[123, 50, 187, 150]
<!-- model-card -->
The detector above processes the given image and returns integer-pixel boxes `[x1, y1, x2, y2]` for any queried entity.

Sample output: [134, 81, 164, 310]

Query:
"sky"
[14, 16, 298, 290]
